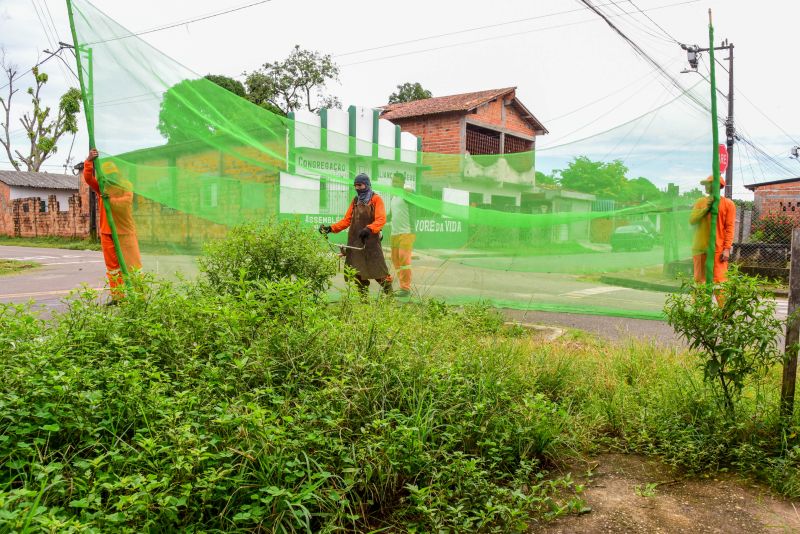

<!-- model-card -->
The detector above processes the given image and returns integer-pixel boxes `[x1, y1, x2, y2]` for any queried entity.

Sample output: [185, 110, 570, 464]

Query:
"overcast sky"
[2, 0, 799, 198]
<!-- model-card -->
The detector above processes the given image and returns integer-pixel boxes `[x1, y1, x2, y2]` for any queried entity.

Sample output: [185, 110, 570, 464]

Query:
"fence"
[733, 207, 793, 282]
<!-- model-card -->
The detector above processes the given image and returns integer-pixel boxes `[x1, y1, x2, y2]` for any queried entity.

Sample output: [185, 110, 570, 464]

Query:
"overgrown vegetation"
[197, 220, 338, 298]
[664, 269, 786, 413]
[2, 223, 798, 531]
[0, 280, 586, 532]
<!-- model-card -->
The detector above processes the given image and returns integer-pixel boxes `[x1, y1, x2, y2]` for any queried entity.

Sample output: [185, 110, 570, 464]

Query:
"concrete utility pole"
[681, 39, 735, 199]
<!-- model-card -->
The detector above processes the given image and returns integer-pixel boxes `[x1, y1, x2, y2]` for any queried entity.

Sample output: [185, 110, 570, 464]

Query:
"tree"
[621, 176, 661, 203]
[244, 45, 340, 115]
[204, 74, 246, 98]
[556, 157, 629, 199]
[157, 77, 280, 144]
[665, 269, 785, 414]
[388, 82, 432, 104]
[1, 56, 81, 172]
[555, 157, 665, 203]
[535, 171, 558, 188]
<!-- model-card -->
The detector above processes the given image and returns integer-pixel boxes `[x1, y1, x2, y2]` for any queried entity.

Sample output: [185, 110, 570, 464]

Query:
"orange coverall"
[690, 196, 736, 283]
[83, 159, 142, 293]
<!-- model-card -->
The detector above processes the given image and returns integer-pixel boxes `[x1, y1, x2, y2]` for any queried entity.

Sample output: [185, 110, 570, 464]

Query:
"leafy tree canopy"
[245, 45, 340, 115]
[388, 82, 432, 104]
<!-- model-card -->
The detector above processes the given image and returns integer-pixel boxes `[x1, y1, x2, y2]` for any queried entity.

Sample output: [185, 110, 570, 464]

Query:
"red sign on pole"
[719, 143, 728, 175]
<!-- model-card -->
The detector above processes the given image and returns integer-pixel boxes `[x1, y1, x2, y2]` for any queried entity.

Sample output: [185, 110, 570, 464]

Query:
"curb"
[599, 276, 683, 294]
[504, 322, 565, 342]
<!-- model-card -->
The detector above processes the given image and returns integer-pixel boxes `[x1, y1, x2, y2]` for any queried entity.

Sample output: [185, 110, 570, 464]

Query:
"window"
[504, 134, 532, 154]
[466, 124, 501, 155]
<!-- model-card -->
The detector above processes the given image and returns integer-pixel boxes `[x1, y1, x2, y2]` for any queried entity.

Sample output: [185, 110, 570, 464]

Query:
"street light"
[681, 44, 700, 71]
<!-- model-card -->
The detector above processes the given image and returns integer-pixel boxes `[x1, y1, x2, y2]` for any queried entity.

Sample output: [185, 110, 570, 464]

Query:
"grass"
[0, 235, 101, 251]
[1, 279, 798, 532]
[1, 221, 798, 531]
[0, 280, 586, 532]
[0, 259, 39, 275]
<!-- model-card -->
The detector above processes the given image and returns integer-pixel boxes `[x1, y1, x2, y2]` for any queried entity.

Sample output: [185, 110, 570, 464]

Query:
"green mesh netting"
[68, 0, 723, 319]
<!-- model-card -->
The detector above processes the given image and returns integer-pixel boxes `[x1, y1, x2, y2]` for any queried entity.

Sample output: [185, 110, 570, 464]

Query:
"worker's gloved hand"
[358, 228, 371, 241]
[318, 224, 332, 235]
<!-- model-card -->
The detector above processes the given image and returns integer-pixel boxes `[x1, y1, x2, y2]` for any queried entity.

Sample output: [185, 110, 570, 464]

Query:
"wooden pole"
[781, 227, 800, 421]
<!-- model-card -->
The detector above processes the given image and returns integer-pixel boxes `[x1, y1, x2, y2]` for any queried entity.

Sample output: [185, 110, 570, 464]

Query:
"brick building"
[381, 88, 596, 242]
[0, 170, 88, 238]
[380, 87, 547, 155]
[744, 177, 800, 222]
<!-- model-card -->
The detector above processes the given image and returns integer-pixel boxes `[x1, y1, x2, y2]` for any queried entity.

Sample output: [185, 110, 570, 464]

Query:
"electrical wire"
[341, 0, 699, 67]
[541, 63, 665, 122]
[539, 79, 704, 151]
[30, 0, 71, 83]
[335, 0, 687, 58]
[577, 0, 711, 118]
[606, 0, 675, 44]
[626, 0, 681, 43]
[87, 0, 277, 45]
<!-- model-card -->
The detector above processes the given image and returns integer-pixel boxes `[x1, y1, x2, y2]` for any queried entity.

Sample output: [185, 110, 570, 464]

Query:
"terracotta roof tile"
[380, 87, 547, 133]
[381, 87, 516, 120]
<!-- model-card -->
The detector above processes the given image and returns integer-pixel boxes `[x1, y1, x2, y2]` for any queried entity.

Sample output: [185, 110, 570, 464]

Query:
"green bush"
[664, 269, 785, 414]
[0, 276, 580, 532]
[197, 220, 337, 297]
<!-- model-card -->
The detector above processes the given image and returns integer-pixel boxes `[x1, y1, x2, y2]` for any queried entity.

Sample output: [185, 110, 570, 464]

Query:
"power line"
[341, 0, 699, 68]
[539, 79, 703, 151]
[606, 0, 675, 44]
[87, 0, 276, 45]
[336, 0, 666, 58]
[541, 63, 665, 122]
[41, 0, 65, 44]
[577, 0, 711, 118]
[30, 0, 71, 83]
[738, 134, 796, 177]
[626, 0, 681, 43]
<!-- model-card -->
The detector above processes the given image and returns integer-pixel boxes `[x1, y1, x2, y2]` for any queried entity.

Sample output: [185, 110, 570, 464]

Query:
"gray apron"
[345, 198, 390, 280]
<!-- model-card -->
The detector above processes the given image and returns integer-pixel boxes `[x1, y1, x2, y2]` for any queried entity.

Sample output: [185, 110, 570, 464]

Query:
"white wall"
[9, 186, 74, 211]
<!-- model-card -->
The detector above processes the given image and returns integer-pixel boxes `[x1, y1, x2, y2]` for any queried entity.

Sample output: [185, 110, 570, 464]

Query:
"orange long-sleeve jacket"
[83, 159, 137, 235]
[690, 196, 735, 255]
[330, 194, 386, 234]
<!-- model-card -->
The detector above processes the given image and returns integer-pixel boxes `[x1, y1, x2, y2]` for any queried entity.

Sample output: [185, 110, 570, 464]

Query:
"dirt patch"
[537, 454, 800, 533]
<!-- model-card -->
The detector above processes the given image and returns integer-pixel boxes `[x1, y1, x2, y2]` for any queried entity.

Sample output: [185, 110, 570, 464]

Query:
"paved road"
[0, 246, 107, 308]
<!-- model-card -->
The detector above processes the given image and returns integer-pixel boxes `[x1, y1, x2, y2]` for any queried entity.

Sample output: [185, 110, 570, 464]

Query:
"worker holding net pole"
[690, 175, 735, 287]
[83, 149, 142, 301]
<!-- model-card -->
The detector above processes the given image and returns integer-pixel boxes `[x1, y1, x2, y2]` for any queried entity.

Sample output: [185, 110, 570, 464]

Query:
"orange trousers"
[101, 233, 142, 296]
[390, 234, 415, 291]
[692, 253, 729, 283]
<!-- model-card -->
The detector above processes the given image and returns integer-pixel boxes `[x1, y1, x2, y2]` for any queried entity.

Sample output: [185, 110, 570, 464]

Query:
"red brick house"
[380, 87, 547, 156]
[744, 177, 800, 222]
[0, 170, 88, 238]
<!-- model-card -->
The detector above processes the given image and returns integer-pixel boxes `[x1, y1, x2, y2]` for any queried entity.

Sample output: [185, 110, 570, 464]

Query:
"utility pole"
[681, 39, 735, 199]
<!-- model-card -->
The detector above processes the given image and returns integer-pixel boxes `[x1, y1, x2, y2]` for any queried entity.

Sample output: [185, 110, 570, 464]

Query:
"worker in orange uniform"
[387, 172, 416, 297]
[690, 175, 735, 284]
[319, 173, 392, 296]
[83, 148, 142, 300]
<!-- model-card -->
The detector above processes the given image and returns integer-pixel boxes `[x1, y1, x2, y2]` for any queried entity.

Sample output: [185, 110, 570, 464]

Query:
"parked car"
[610, 225, 655, 252]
